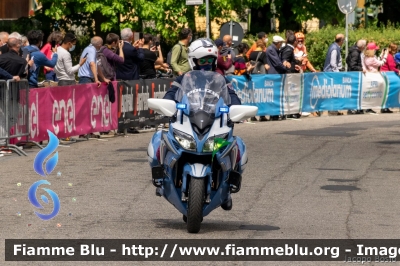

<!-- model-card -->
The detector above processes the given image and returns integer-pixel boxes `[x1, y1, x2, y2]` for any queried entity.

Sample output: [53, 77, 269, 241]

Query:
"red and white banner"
[26, 82, 118, 141]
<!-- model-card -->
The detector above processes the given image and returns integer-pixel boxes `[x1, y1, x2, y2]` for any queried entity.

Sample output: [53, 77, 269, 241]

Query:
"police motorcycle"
[147, 71, 257, 233]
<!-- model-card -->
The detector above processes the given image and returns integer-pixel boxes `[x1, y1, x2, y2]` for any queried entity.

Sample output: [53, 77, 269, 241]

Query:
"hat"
[366, 42, 379, 50]
[214, 39, 224, 47]
[273, 36, 285, 43]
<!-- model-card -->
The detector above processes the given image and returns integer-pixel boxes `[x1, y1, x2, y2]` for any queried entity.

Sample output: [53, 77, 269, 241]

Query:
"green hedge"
[243, 25, 400, 71]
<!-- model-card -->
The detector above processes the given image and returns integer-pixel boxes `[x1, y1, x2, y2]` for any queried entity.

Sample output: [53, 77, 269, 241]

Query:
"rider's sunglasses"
[298, 40, 304, 43]
[199, 57, 214, 64]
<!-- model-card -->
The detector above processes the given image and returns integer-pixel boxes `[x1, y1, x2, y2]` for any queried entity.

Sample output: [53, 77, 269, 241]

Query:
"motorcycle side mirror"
[229, 105, 258, 122]
[148, 99, 177, 117]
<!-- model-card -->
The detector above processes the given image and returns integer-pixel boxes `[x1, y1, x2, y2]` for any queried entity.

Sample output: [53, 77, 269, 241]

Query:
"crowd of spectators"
[0, 28, 398, 120]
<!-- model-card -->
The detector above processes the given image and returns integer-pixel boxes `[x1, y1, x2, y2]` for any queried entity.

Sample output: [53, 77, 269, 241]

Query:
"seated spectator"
[24, 30, 58, 88]
[140, 34, 165, 79]
[0, 37, 33, 78]
[55, 33, 87, 86]
[249, 40, 270, 74]
[77, 36, 101, 86]
[41, 31, 63, 81]
[97, 33, 125, 83]
[214, 38, 233, 76]
[246, 32, 267, 59]
[116, 28, 144, 80]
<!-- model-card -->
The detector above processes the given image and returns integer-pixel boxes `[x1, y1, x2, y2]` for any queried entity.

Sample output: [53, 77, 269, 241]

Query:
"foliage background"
[243, 24, 400, 71]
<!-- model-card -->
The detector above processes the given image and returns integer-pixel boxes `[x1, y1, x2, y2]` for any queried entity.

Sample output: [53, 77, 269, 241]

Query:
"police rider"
[149, 38, 247, 211]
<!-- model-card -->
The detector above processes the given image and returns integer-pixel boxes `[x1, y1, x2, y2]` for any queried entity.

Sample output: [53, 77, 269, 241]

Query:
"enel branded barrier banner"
[26, 82, 118, 141]
[227, 72, 400, 115]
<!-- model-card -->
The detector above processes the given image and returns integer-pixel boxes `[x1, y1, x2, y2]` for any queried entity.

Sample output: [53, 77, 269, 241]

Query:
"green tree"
[36, 0, 269, 44]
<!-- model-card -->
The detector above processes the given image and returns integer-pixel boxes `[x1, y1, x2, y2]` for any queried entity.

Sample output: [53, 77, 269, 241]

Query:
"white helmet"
[188, 38, 218, 71]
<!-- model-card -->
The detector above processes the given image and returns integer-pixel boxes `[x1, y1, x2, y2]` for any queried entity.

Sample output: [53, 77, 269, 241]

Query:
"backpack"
[166, 44, 183, 71]
[251, 52, 266, 74]
[96, 46, 115, 81]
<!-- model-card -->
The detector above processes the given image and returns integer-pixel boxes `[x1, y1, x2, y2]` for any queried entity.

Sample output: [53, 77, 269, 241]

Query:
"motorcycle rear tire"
[187, 177, 205, 233]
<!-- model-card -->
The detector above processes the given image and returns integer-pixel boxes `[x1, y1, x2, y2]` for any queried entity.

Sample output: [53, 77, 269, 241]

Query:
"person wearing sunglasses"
[156, 38, 243, 211]
[294, 32, 317, 73]
[163, 38, 240, 106]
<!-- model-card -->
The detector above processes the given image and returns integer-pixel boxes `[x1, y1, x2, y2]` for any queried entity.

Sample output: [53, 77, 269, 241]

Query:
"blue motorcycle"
[147, 71, 257, 233]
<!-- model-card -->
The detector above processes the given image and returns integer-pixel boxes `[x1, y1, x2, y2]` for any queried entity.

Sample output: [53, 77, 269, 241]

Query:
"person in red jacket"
[41, 31, 63, 81]
[380, 43, 398, 113]
[380, 43, 399, 74]
[214, 38, 233, 75]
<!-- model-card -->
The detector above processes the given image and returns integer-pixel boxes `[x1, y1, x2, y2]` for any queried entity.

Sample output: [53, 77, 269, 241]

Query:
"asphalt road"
[2, 111, 400, 266]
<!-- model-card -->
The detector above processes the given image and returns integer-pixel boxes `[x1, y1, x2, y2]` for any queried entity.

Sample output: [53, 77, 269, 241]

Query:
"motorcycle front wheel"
[187, 177, 205, 233]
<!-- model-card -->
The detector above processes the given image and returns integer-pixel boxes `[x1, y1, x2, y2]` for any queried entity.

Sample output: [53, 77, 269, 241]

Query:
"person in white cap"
[265, 35, 291, 74]
[266, 36, 291, 121]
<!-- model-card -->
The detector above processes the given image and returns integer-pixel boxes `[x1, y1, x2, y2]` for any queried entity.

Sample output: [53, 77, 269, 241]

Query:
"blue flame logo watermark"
[28, 130, 60, 220]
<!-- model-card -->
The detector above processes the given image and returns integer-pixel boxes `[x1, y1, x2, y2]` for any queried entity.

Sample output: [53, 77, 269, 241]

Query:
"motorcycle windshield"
[176, 71, 231, 114]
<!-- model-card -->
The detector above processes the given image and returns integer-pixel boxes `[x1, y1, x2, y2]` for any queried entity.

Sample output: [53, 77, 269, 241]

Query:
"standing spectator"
[294, 32, 317, 72]
[281, 34, 302, 119]
[266, 36, 290, 121]
[394, 49, 400, 68]
[323, 33, 344, 115]
[0, 32, 19, 55]
[214, 38, 233, 76]
[55, 33, 87, 86]
[347, 39, 366, 72]
[98, 33, 125, 82]
[21, 36, 29, 47]
[364, 42, 387, 73]
[380, 43, 399, 74]
[0, 38, 33, 78]
[249, 40, 270, 74]
[280, 34, 299, 74]
[234, 43, 253, 75]
[346, 39, 366, 115]
[78, 36, 102, 86]
[116, 28, 144, 80]
[222, 35, 237, 75]
[222, 35, 236, 59]
[0, 32, 9, 54]
[140, 34, 165, 79]
[170, 28, 192, 76]
[246, 32, 267, 59]
[41, 31, 63, 81]
[249, 40, 272, 122]
[323, 34, 344, 72]
[24, 30, 58, 88]
[266, 36, 290, 74]
[376, 43, 397, 113]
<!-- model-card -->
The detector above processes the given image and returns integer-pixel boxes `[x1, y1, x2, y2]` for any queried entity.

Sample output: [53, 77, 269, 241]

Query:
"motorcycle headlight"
[173, 129, 196, 151]
[203, 134, 228, 152]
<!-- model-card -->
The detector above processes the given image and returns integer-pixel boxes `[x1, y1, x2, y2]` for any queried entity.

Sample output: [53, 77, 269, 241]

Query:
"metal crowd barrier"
[0, 79, 43, 156]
